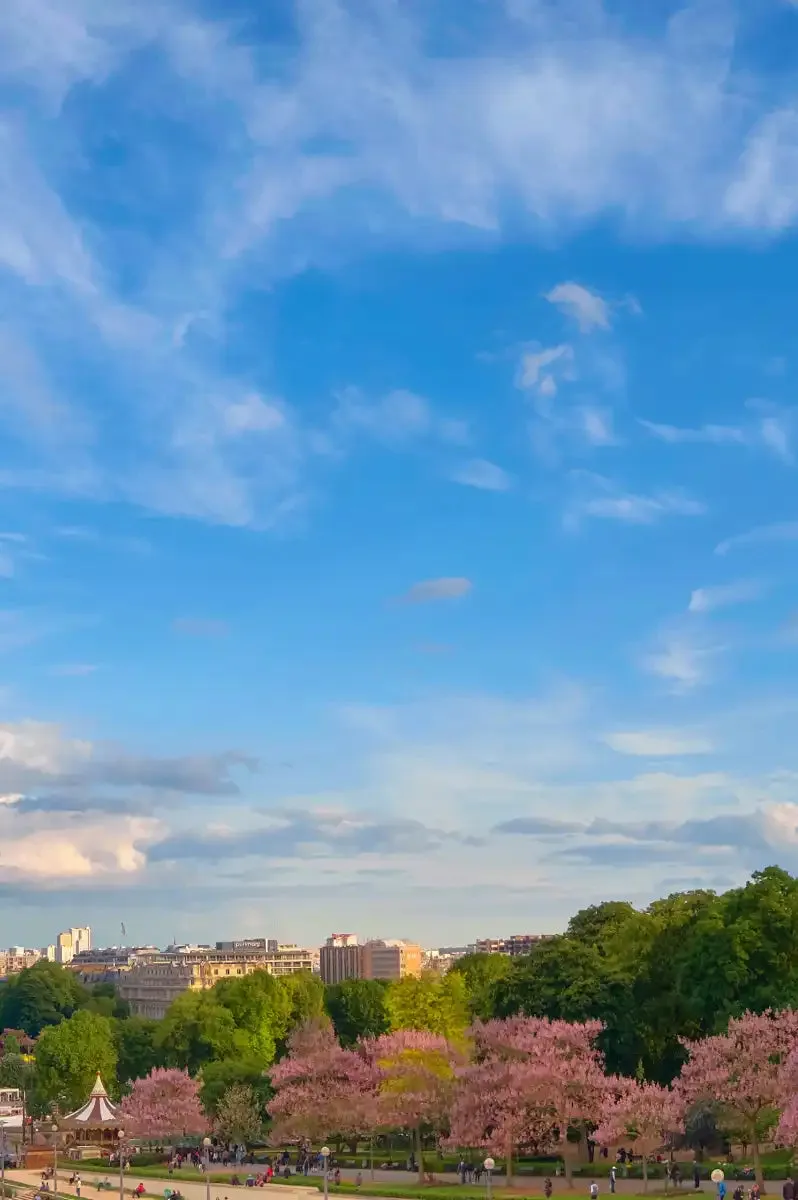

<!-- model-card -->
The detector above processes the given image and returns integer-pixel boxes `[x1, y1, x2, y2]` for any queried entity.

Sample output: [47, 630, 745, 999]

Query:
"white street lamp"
[484, 1158, 495, 1200]
[118, 1129, 125, 1200]
[51, 1123, 59, 1198]
[321, 1147, 331, 1200]
[203, 1137, 212, 1200]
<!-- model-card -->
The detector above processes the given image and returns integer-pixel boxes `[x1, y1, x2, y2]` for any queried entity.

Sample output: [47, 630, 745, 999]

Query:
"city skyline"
[3, 1, 798, 944]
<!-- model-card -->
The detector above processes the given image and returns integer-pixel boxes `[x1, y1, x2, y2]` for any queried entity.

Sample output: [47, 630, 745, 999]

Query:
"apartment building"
[55, 926, 92, 965]
[67, 946, 159, 985]
[118, 944, 315, 1019]
[320, 934, 360, 985]
[474, 933, 551, 956]
[360, 939, 423, 981]
[0, 948, 41, 977]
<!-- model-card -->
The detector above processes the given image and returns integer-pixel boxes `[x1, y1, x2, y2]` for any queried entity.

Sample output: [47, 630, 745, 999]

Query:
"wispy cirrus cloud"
[715, 521, 798, 556]
[603, 729, 715, 756]
[642, 627, 721, 692]
[450, 459, 513, 492]
[567, 474, 706, 527]
[398, 578, 473, 605]
[688, 580, 765, 613]
[544, 282, 611, 332]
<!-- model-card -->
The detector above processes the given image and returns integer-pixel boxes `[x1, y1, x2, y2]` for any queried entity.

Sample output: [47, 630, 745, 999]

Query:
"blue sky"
[4, 0, 798, 949]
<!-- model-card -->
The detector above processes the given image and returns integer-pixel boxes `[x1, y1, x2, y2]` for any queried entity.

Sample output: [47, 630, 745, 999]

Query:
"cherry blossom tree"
[774, 1041, 798, 1150]
[119, 1067, 207, 1140]
[678, 1010, 798, 1192]
[447, 1021, 555, 1186]
[268, 1020, 379, 1146]
[594, 1078, 683, 1192]
[367, 1029, 463, 1184]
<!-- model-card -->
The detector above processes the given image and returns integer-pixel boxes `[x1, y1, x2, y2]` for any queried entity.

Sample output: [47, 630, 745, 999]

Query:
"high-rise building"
[360, 939, 423, 981]
[55, 926, 92, 964]
[320, 934, 360, 984]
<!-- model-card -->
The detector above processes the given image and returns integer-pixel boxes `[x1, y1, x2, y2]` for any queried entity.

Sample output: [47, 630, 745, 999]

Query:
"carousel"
[58, 1073, 123, 1160]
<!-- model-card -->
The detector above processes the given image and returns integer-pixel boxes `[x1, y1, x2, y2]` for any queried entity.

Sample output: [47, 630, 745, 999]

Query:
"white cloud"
[517, 344, 572, 393]
[450, 459, 512, 491]
[715, 520, 798, 556]
[571, 476, 706, 526]
[545, 282, 610, 332]
[760, 415, 793, 463]
[603, 729, 714, 756]
[399, 577, 473, 604]
[643, 629, 719, 691]
[579, 406, 617, 446]
[640, 419, 746, 446]
[640, 412, 795, 462]
[688, 579, 765, 613]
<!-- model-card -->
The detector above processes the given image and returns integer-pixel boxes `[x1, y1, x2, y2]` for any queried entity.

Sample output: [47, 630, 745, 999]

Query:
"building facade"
[360, 939, 422, 981]
[56, 926, 92, 964]
[320, 934, 360, 985]
[67, 946, 159, 985]
[0, 948, 41, 977]
[118, 944, 315, 1019]
[474, 933, 551, 956]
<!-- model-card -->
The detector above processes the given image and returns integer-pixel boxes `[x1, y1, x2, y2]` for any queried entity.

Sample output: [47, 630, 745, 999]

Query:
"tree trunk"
[416, 1125, 424, 1185]
[564, 1147, 574, 1190]
[752, 1135, 764, 1195]
[643, 1157, 648, 1194]
[370, 1135, 375, 1182]
[506, 1134, 514, 1188]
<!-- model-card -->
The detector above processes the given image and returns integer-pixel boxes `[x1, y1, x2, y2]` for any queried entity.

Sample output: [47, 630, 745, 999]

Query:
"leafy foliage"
[214, 1082, 263, 1144]
[0, 961, 90, 1037]
[325, 979, 390, 1046]
[33, 1010, 118, 1112]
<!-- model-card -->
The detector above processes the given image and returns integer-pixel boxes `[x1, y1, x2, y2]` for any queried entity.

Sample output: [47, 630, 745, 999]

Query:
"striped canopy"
[61, 1074, 121, 1128]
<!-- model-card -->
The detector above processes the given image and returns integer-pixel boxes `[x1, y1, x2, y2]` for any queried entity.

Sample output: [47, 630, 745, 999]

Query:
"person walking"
[75, 1174, 82, 1198]
[590, 1183, 599, 1200]
[694, 1166, 701, 1191]
[782, 1180, 794, 1200]
[610, 1166, 617, 1195]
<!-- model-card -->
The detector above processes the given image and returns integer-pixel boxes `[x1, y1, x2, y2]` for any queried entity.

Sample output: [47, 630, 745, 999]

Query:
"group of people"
[456, 1160, 486, 1184]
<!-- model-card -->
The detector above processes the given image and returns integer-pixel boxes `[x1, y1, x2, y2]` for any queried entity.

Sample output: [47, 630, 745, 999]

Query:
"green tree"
[200, 1057, 272, 1119]
[448, 953, 513, 1021]
[115, 1017, 163, 1087]
[491, 937, 642, 1076]
[324, 978, 389, 1046]
[214, 1082, 263, 1144]
[157, 991, 246, 1074]
[0, 962, 90, 1037]
[86, 982, 130, 1020]
[33, 1010, 117, 1112]
[280, 972, 326, 1037]
[213, 971, 291, 1065]
[385, 971, 469, 1038]
[0, 1052, 33, 1092]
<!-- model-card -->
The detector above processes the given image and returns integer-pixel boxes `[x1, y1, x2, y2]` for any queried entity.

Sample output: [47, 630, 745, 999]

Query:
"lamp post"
[1, 1122, 7, 1197]
[203, 1137, 212, 1200]
[51, 1123, 59, 1197]
[321, 1147, 330, 1200]
[118, 1129, 125, 1200]
[484, 1158, 495, 1200]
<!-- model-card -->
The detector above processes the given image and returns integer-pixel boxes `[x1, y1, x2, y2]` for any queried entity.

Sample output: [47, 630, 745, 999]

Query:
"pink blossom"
[679, 1010, 798, 1190]
[268, 1020, 379, 1144]
[448, 1017, 606, 1189]
[594, 1078, 683, 1192]
[120, 1068, 207, 1139]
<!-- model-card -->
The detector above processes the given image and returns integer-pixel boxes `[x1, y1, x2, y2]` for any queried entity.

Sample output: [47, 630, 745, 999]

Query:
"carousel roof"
[61, 1074, 121, 1128]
